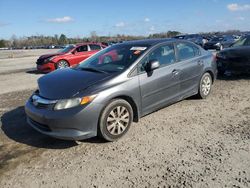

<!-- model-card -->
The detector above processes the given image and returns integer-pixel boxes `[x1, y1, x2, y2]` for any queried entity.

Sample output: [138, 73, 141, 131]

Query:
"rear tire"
[98, 99, 133, 142]
[197, 73, 212, 99]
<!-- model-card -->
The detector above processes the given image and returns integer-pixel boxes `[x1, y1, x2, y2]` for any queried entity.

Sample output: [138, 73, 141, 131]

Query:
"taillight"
[213, 53, 217, 62]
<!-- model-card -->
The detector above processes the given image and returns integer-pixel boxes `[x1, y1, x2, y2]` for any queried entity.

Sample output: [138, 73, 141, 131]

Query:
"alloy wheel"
[106, 106, 130, 136]
[57, 60, 69, 69]
[201, 75, 211, 96]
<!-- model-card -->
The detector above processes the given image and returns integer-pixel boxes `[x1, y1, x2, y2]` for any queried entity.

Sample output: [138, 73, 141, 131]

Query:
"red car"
[36, 43, 106, 72]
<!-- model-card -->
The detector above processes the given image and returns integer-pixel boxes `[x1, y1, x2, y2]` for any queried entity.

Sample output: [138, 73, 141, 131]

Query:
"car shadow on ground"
[217, 73, 250, 80]
[1, 106, 106, 148]
[1, 106, 78, 149]
[26, 69, 46, 75]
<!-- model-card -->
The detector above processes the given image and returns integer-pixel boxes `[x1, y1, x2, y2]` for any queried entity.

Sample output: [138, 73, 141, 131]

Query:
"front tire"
[56, 60, 69, 69]
[98, 99, 133, 142]
[197, 73, 212, 99]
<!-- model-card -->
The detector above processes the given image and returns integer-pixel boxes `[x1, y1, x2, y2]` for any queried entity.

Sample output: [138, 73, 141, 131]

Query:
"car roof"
[75, 42, 104, 47]
[119, 38, 180, 47]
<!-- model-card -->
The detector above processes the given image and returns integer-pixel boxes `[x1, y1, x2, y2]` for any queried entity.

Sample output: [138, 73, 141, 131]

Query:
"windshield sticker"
[130, 47, 147, 51]
[133, 50, 142, 55]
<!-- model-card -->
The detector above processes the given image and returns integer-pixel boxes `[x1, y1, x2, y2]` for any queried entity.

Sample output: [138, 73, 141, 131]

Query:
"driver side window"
[139, 43, 176, 72]
[76, 45, 88, 52]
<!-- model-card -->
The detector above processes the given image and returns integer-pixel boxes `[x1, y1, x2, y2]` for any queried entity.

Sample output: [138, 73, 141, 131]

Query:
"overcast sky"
[0, 0, 250, 39]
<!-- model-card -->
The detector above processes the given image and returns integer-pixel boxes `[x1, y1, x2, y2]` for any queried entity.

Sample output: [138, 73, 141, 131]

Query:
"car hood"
[38, 52, 64, 60]
[38, 68, 113, 99]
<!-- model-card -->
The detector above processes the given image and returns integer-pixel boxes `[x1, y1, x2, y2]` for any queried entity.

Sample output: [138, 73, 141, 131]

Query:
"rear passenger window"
[89, 44, 102, 50]
[177, 43, 200, 61]
[149, 44, 176, 66]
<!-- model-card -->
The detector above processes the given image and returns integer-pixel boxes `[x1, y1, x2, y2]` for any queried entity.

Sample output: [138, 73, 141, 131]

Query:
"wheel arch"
[57, 59, 69, 64]
[204, 70, 215, 83]
[55, 59, 70, 69]
[201, 68, 216, 83]
[111, 95, 139, 123]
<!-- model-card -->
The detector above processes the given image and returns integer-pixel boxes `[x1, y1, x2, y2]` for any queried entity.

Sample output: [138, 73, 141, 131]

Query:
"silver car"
[25, 39, 217, 141]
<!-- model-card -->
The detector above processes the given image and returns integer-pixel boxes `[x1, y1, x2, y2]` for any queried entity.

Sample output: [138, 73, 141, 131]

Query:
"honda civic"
[25, 39, 217, 141]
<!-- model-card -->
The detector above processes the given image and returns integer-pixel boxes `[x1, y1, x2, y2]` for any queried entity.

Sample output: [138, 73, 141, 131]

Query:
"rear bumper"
[37, 62, 56, 72]
[25, 99, 104, 140]
[204, 45, 220, 51]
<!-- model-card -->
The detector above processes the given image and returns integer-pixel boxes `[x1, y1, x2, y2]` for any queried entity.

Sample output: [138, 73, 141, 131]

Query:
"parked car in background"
[217, 35, 250, 75]
[26, 38, 217, 141]
[36, 43, 106, 72]
[204, 35, 235, 51]
[174, 34, 204, 47]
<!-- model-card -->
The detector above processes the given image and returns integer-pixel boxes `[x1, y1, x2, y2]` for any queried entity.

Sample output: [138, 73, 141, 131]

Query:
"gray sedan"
[25, 38, 217, 141]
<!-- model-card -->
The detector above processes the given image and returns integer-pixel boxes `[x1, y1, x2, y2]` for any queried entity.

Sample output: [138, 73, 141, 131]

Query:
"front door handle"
[172, 69, 179, 76]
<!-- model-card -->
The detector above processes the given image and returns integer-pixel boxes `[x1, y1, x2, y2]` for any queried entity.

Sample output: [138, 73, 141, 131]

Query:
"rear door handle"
[198, 60, 204, 66]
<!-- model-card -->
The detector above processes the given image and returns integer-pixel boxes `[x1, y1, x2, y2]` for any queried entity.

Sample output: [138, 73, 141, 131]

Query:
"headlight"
[54, 94, 97, 110]
[49, 56, 55, 61]
[44, 56, 55, 63]
[215, 42, 221, 46]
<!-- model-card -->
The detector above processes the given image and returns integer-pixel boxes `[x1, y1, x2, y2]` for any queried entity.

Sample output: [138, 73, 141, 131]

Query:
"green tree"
[167, 31, 181, 37]
[90, 31, 98, 42]
[59, 34, 68, 45]
[0, 40, 6, 48]
[10, 34, 19, 48]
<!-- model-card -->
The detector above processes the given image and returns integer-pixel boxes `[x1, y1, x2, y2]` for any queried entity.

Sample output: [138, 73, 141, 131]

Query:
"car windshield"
[75, 44, 149, 73]
[232, 36, 250, 47]
[58, 45, 75, 53]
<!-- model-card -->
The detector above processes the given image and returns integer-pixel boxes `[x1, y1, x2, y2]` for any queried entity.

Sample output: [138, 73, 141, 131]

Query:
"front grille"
[36, 103, 54, 109]
[36, 59, 46, 65]
[31, 95, 57, 109]
[29, 118, 51, 132]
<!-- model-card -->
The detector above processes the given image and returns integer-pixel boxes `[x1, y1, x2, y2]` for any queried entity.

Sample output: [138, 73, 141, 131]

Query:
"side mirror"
[72, 50, 76, 54]
[146, 60, 160, 72]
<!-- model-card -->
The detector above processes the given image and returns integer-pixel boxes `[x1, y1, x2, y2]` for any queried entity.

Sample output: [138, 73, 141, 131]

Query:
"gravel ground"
[0, 49, 58, 59]
[0, 50, 58, 95]
[0, 50, 249, 188]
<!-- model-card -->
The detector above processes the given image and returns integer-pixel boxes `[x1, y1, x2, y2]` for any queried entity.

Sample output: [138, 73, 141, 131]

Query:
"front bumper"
[37, 62, 56, 73]
[25, 99, 104, 140]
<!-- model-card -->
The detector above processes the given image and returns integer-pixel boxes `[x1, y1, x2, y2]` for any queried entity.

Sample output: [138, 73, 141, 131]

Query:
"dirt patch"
[0, 78, 250, 187]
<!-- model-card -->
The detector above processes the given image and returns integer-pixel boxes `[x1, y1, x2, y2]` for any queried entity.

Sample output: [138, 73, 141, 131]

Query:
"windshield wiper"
[79, 67, 108, 74]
